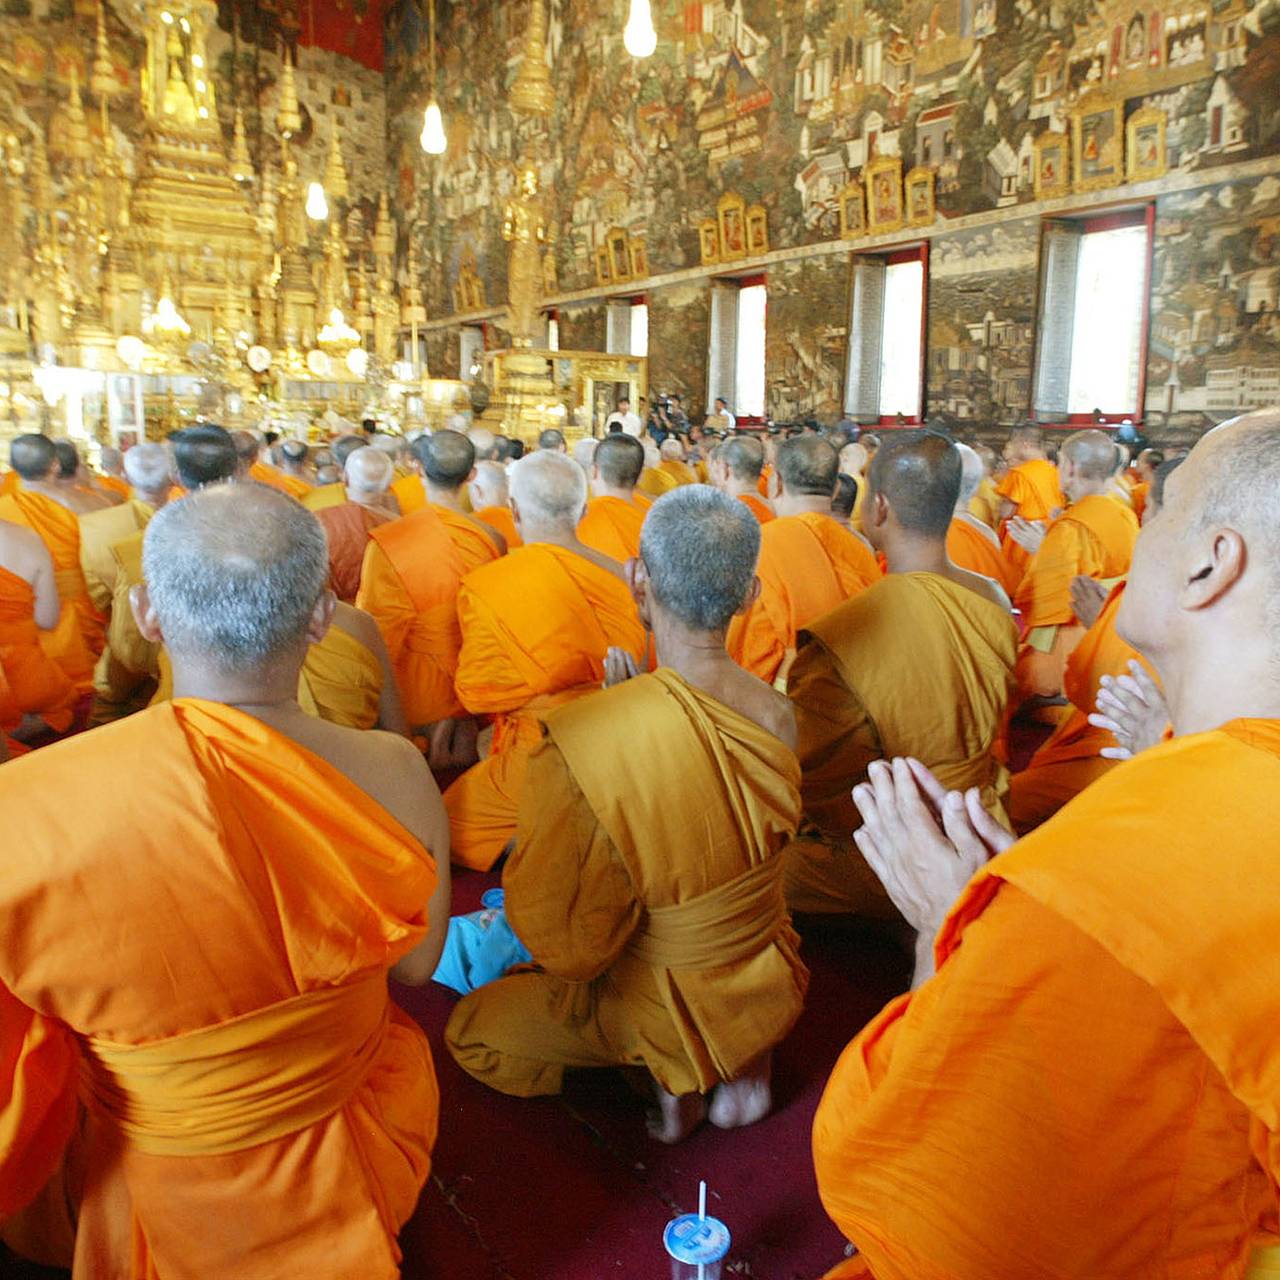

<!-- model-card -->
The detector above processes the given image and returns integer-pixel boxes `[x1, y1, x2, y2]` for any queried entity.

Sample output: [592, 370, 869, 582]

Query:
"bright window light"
[629, 303, 649, 358]
[878, 258, 924, 418]
[736, 283, 767, 418]
[547, 315, 559, 351]
[1067, 225, 1147, 415]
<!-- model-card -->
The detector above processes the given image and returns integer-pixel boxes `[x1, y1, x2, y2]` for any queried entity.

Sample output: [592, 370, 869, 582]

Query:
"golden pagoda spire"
[65, 68, 92, 163]
[230, 107, 254, 183]
[373, 191, 394, 262]
[510, 0, 554, 118]
[276, 47, 302, 138]
[322, 119, 349, 203]
[91, 0, 117, 100]
[400, 237, 427, 329]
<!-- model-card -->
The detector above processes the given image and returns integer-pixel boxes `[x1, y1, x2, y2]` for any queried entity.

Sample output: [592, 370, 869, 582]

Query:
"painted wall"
[386, 0, 1280, 431]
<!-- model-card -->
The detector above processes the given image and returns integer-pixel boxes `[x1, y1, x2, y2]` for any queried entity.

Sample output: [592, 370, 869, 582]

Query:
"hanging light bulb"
[306, 181, 329, 221]
[421, 100, 447, 154]
[623, 0, 657, 58]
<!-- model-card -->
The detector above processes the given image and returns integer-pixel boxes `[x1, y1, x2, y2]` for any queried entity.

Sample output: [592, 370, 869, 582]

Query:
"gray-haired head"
[510, 450, 587, 532]
[9, 434, 58, 481]
[572, 437, 598, 474]
[143, 484, 327, 675]
[639, 485, 760, 632]
[538, 428, 567, 452]
[469, 460, 509, 509]
[345, 445, 394, 496]
[714, 435, 765, 483]
[100, 445, 124, 475]
[954, 442, 984, 509]
[123, 442, 172, 496]
[595, 434, 644, 489]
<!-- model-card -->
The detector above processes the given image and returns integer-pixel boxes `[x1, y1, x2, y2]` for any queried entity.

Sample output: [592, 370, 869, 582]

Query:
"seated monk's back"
[0, 700, 438, 1276]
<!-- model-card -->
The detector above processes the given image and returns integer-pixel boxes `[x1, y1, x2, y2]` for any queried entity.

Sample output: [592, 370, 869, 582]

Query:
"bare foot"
[645, 1081, 706, 1144]
[708, 1053, 773, 1130]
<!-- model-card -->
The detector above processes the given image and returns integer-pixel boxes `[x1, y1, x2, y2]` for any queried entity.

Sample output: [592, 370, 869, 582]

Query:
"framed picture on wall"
[628, 238, 648, 280]
[699, 218, 720, 266]
[1033, 131, 1070, 200]
[905, 167, 936, 227]
[717, 192, 748, 263]
[746, 204, 769, 256]
[462, 271, 485, 311]
[607, 227, 632, 282]
[1072, 93, 1123, 193]
[595, 245, 612, 287]
[1126, 105, 1167, 182]
[839, 181, 866, 239]
[865, 155, 904, 235]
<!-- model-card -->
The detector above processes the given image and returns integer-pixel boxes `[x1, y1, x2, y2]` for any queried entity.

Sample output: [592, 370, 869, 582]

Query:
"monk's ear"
[1180, 527, 1246, 613]
[869, 492, 889, 530]
[467, 466, 477, 484]
[625, 556, 650, 620]
[307, 590, 337, 644]
[130, 583, 163, 644]
[736, 574, 762, 618]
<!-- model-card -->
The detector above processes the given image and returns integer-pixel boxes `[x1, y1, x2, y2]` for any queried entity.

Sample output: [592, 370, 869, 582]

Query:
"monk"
[314, 447, 395, 603]
[443, 451, 647, 871]
[303, 435, 373, 512]
[577, 434, 647, 561]
[469, 461, 522, 549]
[0, 518, 75, 737]
[537, 428, 567, 454]
[657, 437, 698, 488]
[967, 443, 1002, 528]
[104, 426, 239, 705]
[636, 438, 677, 499]
[946, 442, 1020, 597]
[1014, 429, 1139, 702]
[278, 438, 314, 491]
[243, 433, 311, 500]
[812, 409, 1280, 1280]
[1006, 457, 1181, 833]
[356, 430, 504, 740]
[784, 432, 1015, 917]
[838, 441, 869, 530]
[710, 435, 775, 523]
[50, 440, 115, 514]
[1129, 446, 1164, 522]
[93, 445, 131, 502]
[0, 482, 449, 1277]
[995, 422, 1064, 581]
[727, 436, 881, 688]
[0, 435, 102, 692]
[447, 486, 806, 1141]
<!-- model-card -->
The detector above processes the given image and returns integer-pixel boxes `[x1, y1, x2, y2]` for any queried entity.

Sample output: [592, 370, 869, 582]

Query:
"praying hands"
[1089, 660, 1171, 760]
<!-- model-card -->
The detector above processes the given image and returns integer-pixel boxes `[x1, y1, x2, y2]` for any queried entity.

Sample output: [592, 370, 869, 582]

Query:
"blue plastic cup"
[663, 1212, 731, 1279]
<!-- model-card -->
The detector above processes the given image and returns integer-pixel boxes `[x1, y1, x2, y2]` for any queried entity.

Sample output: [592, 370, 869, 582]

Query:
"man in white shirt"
[706, 397, 736, 432]
[604, 397, 643, 437]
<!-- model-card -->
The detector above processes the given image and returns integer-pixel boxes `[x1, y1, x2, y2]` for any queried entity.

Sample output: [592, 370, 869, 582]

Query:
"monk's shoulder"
[945, 565, 1012, 614]
[328, 600, 380, 651]
[742, 677, 797, 752]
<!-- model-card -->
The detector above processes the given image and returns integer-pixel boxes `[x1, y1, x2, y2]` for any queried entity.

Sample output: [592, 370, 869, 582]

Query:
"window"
[545, 310, 560, 352]
[708, 275, 767, 422]
[606, 297, 648, 357]
[1033, 207, 1153, 421]
[844, 245, 927, 424]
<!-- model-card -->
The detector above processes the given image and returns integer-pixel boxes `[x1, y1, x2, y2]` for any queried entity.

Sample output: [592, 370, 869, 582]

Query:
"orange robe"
[996, 456, 1065, 581]
[0, 471, 17, 498]
[1130, 480, 1150, 523]
[391, 473, 426, 515]
[315, 501, 391, 604]
[738, 492, 775, 524]
[969, 476, 1000, 529]
[445, 669, 807, 1097]
[1013, 494, 1139, 700]
[356, 504, 503, 729]
[443, 544, 647, 871]
[636, 466, 680, 499]
[300, 482, 346, 512]
[1008, 581, 1149, 833]
[659, 458, 698, 487]
[814, 719, 1280, 1280]
[0, 565, 76, 733]
[0, 491, 100, 692]
[0, 699, 439, 1278]
[576, 494, 646, 562]
[474, 505, 522, 549]
[758, 464, 777, 499]
[946, 514, 1019, 597]
[785, 573, 1015, 916]
[727, 512, 882, 687]
[95, 474, 130, 501]
[249, 460, 311, 500]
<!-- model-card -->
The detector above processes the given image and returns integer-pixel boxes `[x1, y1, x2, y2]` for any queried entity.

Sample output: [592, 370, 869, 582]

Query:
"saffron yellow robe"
[390, 473, 426, 516]
[300, 481, 347, 512]
[577, 494, 646, 562]
[785, 573, 1016, 915]
[356, 504, 503, 729]
[445, 669, 807, 1097]
[0, 565, 75, 733]
[0, 699, 438, 1278]
[443, 544, 647, 871]
[727, 512, 882, 687]
[0, 491, 100, 692]
[946, 515, 1019, 598]
[996, 456, 1065, 580]
[249, 460, 311, 500]
[315, 501, 391, 604]
[738, 492, 775, 524]
[1013, 494, 1138, 700]
[814, 719, 1280, 1280]
[474, 505, 522, 549]
[637, 466, 680, 499]
[78, 498, 153, 616]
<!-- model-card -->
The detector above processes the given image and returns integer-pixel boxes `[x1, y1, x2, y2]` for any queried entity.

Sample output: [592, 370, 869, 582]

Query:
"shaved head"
[123, 442, 172, 494]
[831, 472, 859, 520]
[595, 434, 644, 489]
[470, 460, 509, 509]
[281, 439, 309, 465]
[538, 429, 567, 453]
[101, 445, 124, 475]
[52, 439, 80, 479]
[716, 436, 765, 484]
[1062, 429, 1120, 482]
[345, 446, 393, 494]
[778, 436, 839, 497]
[867, 431, 961, 538]
[1009, 423, 1045, 451]
[231, 430, 259, 467]
[331, 435, 367, 468]
[170, 424, 237, 491]
[9, 433, 57, 481]
[510, 451, 587, 531]
[659, 438, 684, 461]
[839, 441, 868, 476]
[143, 484, 327, 674]
[1150, 455, 1182, 510]
[468, 427, 499, 461]
[955, 442, 985, 508]
[573, 438, 598, 473]
[412, 429, 474, 490]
